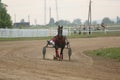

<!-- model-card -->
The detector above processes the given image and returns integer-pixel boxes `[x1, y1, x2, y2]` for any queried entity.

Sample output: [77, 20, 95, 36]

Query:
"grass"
[85, 47, 120, 61]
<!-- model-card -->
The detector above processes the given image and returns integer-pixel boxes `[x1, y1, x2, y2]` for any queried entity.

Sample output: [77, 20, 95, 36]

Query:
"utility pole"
[14, 14, 16, 27]
[55, 0, 59, 21]
[14, 14, 16, 23]
[88, 0, 92, 35]
[44, 0, 46, 25]
[28, 15, 30, 23]
[49, 7, 51, 21]
[35, 19, 37, 26]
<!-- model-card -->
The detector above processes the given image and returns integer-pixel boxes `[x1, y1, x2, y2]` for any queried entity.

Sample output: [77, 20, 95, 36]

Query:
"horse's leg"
[60, 41, 65, 60]
[55, 46, 59, 58]
[60, 43, 65, 60]
[60, 48, 64, 59]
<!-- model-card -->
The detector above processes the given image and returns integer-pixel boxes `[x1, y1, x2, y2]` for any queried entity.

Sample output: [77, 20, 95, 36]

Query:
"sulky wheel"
[42, 47, 46, 59]
[68, 48, 72, 61]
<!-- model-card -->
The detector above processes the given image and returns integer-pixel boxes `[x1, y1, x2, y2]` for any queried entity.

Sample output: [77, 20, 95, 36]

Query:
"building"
[14, 19, 30, 27]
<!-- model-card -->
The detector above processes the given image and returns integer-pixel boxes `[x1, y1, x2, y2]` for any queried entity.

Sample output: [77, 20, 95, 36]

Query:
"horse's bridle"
[58, 25, 63, 38]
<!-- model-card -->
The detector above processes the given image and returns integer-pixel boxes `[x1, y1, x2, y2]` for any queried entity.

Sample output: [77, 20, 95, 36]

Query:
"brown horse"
[49, 25, 68, 60]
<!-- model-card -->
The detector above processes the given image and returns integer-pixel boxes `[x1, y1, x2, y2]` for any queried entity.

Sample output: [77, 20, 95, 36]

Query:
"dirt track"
[0, 37, 120, 80]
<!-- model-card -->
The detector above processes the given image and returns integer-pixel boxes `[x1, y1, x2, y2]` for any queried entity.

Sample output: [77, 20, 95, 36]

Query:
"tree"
[56, 20, 71, 26]
[84, 20, 89, 25]
[92, 21, 97, 25]
[116, 16, 120, 24]
[102, 17, 114, 25]
[0, 0, 12, 28]
[72, 19, 81, 26]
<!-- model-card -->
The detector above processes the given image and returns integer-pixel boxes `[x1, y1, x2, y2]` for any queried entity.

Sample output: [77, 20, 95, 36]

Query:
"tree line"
[48, 16, 120, 26]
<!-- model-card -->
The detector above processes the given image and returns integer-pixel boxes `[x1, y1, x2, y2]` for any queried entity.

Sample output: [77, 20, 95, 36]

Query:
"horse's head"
[57, 25, 63, 39]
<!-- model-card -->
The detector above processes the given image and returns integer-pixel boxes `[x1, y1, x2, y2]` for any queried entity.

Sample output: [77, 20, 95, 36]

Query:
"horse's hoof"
[53, 56, 56, 60]
[59, 57, 63, 61]
[53, 55, 59, 60]
[59, 58, 63, 61]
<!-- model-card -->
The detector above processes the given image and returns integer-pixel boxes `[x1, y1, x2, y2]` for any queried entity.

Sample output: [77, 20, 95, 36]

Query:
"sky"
[2, 0, 120, 25]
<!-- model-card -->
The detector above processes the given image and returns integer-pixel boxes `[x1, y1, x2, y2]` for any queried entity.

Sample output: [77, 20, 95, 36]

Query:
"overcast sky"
[3, 0, 120, 25]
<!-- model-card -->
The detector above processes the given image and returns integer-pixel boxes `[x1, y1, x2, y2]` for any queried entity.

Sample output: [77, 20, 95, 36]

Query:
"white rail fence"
[0, 29, 68, 38]
[80, 29, 120, 34]
[0, 28, 120, 38]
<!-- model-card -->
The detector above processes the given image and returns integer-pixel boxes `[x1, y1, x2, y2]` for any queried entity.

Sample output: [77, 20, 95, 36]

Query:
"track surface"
[0, 37, 120, 80]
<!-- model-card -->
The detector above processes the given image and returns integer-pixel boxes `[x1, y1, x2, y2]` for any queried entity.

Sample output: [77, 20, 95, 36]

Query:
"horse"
[49, 25, 68, 60]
